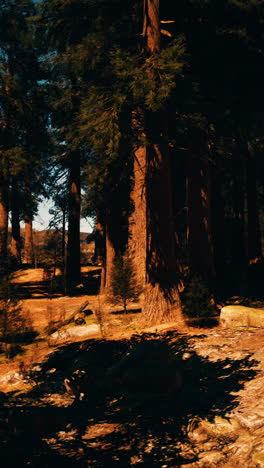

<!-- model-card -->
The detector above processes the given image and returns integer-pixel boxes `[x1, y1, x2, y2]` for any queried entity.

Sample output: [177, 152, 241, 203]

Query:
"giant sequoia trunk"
[211, 163, 226, 289]
[128, 114, 147, 289]
[24, 183, 35, 266]
[143, 110, 182, 323]
[10, 177, 21, 264]
[139, 0, 182, 323]
[246, 148, 262, 262]
[186, 130, 215, 287]
[66, 152, 81, 294]
[0, 174, 9, 274]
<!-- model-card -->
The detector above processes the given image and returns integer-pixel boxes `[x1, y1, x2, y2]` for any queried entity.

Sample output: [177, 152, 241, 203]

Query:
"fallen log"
[45, 300, 91, 335]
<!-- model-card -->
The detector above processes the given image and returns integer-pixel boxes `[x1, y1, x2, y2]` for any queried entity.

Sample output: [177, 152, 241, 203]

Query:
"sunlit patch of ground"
[81, 423, 120, 440]
[0, 267, 144, 392]
[1, 268, 264, 467]
[12, 268, 62, 283]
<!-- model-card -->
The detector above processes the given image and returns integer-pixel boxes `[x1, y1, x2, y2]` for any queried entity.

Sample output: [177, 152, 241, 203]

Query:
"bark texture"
[66, 151, 81, 293]
[94, 218, 105, 266]
[143, 110, 182, 323]
[128, 142, 147, 289]
[24, 217, 34, 265]
[139, 0, 182, 323]
[143, 0, 161, 54]
[10, 177, 21, 264]
[100, 203, 127, 294]
[24, 183, 35, 265]
[102, 224, 116, 293]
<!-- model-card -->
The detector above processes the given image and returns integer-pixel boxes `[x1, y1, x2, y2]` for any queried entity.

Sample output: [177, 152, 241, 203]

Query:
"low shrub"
[181, 276, 216, 319]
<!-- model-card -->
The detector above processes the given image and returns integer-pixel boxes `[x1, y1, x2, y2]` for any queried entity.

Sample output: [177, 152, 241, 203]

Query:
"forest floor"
[0, 267, 264, 467]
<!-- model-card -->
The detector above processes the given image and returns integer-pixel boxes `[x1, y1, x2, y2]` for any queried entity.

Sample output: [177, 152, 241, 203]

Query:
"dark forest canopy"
[0, 0, 263, 320]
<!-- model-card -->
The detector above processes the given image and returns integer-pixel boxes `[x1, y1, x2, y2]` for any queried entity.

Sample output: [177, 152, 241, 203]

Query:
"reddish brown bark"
[131, 0, 182, 323]
[128, 140, 147, 289]
[143, 0, 161, 54]
[66, 151, 81, 294]
[10, 177, 21, 264]
[102, 224, 116, 294]
[94, 218, 105, 266]
[23, 181, 35, 265]
[143, 111, 182, 323]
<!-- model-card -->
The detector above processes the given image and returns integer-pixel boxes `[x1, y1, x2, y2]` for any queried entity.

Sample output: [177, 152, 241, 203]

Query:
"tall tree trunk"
[102, 223, 116, 293]
[143, 111, 182, 323]
[10, 177, 21, 264]
[94, 217, 105, 266]
[130, 0, 181, 323]
[211, 162, 226, 290]
[66, 151, 81, 294]
[24, 183, 35, 266]
[246, 147, 262, 262]
[186, 129, 215, 287]
[100, 205, 124, 295]
[0, 174, 9, 275]
[128, 113, 147, 289]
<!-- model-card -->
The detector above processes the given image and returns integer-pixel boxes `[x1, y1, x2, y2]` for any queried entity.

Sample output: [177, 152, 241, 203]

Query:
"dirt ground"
[1, 268, 264, 467]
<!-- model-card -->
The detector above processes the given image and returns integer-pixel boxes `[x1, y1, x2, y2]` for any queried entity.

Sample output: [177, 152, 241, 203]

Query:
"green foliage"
[108, 254, 142, 313]
[182, 276, 216, 318]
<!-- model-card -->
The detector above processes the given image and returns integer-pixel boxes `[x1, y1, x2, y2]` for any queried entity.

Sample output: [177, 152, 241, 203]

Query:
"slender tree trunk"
[0, 174, 9, 275]
[24, 218, 34, 265]
[246, 148, 262, 262]
[24, 183, 35, 266]
[102, 223, 116, 293]
[66, 151, 81, 294]
[10, 177, 21, 264]
[100, 207, 121, 295]
[100, 181, 129, 295]
[186, 130, 215, 287]
[94, 217, 105, 266]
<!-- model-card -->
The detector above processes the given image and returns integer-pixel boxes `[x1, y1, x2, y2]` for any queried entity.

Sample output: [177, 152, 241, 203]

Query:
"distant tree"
[0, 0, 49, 269]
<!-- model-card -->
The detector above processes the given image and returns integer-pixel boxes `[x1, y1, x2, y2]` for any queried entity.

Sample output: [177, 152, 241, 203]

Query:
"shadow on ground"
[0, 331, 258, 467]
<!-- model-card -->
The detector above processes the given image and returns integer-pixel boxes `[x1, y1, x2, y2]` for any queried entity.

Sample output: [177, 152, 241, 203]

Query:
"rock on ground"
[220, 305, 264, 328]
